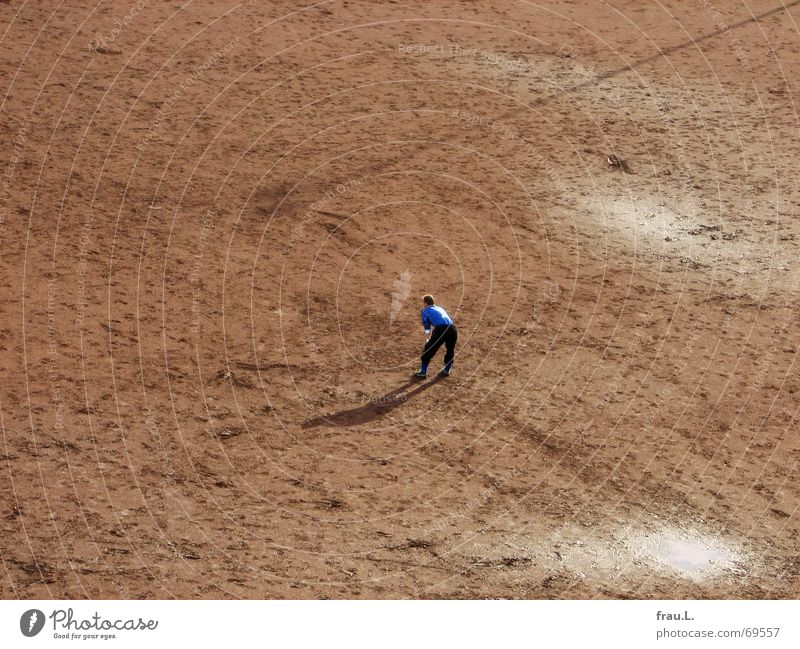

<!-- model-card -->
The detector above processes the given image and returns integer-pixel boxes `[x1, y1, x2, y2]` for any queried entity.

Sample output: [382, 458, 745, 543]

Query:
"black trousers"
[421, 324, 458, 367]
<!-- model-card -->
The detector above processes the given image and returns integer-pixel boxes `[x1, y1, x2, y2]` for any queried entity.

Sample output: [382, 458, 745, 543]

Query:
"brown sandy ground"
[1, 0, 800, 598]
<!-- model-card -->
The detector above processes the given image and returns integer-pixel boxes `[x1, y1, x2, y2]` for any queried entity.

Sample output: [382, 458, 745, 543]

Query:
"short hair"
[422, 294, 435, 306]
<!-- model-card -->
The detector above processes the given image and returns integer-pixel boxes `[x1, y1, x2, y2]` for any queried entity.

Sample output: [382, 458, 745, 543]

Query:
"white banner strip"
[1, 600, 797, 648]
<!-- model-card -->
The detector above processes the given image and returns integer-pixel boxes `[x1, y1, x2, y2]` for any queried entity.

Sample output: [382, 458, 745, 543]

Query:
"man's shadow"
[302, 376, 444, 428]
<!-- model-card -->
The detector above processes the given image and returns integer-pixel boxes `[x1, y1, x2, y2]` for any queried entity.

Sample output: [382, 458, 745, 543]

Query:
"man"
[414, 294, 457, 378]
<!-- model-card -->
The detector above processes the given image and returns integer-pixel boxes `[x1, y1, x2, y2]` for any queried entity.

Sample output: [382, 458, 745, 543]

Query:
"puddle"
[650, 535, 736, 576]
[524, 522, 748, 584]
[629, 526, 742, 580]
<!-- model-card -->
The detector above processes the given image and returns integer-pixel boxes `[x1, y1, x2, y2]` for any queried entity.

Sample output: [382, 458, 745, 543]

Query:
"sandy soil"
[1, 0, 800, 599]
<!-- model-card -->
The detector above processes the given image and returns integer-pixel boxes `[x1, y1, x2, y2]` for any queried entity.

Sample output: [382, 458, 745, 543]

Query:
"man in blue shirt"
[414, 294, 458, 378]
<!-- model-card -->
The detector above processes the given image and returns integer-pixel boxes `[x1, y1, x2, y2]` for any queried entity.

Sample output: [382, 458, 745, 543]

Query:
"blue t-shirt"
[421, 305, 453, 329]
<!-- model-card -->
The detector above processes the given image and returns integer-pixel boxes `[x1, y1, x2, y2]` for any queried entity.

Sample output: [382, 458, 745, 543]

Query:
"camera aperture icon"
[20, 609, 46, 637]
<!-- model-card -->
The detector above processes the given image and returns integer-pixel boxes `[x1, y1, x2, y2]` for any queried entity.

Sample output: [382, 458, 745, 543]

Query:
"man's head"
[422, 294, 435, 307]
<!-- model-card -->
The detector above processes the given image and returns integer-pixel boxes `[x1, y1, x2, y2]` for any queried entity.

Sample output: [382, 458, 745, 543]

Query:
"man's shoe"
[440, 369, 451, 377]
[413, 370, 428, 378]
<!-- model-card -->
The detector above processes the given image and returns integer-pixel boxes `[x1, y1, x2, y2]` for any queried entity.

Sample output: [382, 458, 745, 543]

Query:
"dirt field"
[2, 0, 800, 599]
